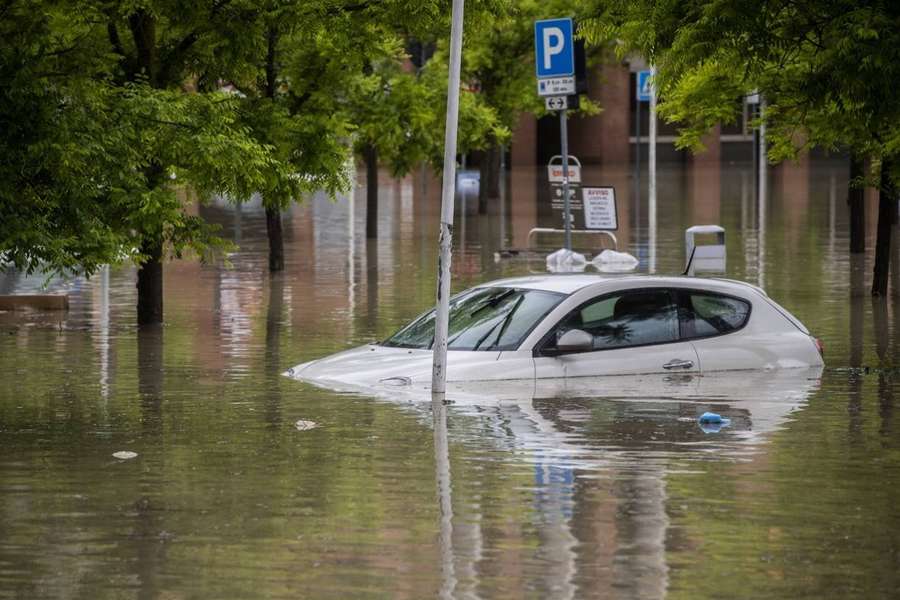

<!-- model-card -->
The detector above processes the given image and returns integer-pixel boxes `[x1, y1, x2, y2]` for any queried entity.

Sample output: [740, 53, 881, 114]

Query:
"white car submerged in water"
[286, 274, 823, 390]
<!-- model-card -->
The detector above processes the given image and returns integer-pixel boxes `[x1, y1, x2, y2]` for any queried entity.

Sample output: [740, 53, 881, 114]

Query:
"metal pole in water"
[431, 0, 465, 396]
[648, 65, 657, 274]
[758, 95, 767, 207]
[560, 108, 571, 250]
[758, 95, 767, 288]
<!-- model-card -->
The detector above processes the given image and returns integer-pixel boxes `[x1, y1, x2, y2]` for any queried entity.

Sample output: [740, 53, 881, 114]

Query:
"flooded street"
[2, 159, 899, 599]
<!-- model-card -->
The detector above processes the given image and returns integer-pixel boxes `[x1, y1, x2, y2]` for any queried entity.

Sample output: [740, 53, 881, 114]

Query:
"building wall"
[511, 61, 742, 167]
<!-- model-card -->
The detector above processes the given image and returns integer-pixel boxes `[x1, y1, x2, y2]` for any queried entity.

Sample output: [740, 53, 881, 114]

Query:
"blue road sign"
[534, 18, 574, 78]
[637, 70, 652, 102]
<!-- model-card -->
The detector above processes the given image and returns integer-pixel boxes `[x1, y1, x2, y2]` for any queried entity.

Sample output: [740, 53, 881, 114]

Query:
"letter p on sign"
[534, 18, 574, 78]
[542, 28, 564, 70]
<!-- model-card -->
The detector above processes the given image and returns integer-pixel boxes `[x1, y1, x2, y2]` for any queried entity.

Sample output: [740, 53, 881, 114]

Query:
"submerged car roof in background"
[483, 274, 767, 297]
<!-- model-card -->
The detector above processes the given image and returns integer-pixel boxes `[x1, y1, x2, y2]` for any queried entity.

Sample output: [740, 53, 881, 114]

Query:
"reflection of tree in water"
[264, 274, 285, 430]
[133, 327, 170, 600]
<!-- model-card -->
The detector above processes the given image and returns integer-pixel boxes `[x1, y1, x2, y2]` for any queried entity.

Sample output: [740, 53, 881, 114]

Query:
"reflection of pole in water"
[533, 459, 578, 599]
[433, 399, 457, 599]
[612, 471, 670, 600]
[99, 265, 110, 402]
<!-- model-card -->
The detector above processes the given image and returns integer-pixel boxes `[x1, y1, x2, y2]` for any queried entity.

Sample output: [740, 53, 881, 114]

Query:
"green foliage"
[1, 0, 603, 280]
[581, 0, 900, 175]
[461, 0, 602, 136]
[0, 0, 469, 275]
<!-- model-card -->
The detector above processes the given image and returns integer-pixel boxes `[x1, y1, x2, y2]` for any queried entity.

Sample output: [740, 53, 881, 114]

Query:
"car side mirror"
[556, 329, 594, 353]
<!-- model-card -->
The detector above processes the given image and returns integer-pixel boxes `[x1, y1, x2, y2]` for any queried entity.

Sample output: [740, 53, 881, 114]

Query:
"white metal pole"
[560, 109, 571, 250]
[648, 65, 657, 274]
[431, 0, 465, 396]
[758, 95, 767, 288]
[758, 95, 767, 207]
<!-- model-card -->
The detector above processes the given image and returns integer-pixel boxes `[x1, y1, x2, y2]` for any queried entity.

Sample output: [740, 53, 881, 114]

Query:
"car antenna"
[682, 245, 697, 276]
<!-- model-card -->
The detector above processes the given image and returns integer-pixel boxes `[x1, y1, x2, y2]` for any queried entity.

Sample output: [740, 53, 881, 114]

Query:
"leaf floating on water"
[294, 420, 318, 431]
[112, 451, 138, 460]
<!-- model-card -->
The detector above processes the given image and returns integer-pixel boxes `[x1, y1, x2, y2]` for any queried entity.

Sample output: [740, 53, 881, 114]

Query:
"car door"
[533, 288, 700, 377]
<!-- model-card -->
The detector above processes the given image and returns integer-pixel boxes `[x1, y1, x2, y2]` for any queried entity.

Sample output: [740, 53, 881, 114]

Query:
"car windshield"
[381, 287, 564, 351]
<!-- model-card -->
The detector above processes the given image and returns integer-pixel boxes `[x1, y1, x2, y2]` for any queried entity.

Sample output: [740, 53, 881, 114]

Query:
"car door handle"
[663, 359, 694, 370]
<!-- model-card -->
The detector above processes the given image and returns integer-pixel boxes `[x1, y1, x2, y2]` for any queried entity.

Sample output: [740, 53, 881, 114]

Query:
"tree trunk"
[849, 156, 865, 254]
[478, 144, 502, 215]
[265, 205, 284, 272]
[365, 144, 378, 239]
[137, 236, 163, 325]
[872, 160, 897, 296]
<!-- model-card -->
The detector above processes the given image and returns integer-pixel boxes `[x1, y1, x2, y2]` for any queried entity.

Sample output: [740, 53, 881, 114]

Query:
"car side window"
[680, 292, 750, 338]
[544, 289, 679, 353]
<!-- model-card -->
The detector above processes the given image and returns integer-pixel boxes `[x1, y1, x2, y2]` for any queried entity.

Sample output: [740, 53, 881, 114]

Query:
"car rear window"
[681, 292, 750, 338]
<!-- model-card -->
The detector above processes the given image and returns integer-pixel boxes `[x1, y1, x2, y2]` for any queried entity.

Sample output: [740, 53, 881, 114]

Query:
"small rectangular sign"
[545, 96, 568, 111]
[547, 164, 580, 183]
[550, 183, 581, 211]
[582, 187, 618, 230]
[636, 70, 652, 102]
[537, 77, 575, 97]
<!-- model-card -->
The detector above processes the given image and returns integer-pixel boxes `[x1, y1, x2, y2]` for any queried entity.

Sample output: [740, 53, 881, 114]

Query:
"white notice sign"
[582, 187, 617, 230]
[537, 76, 576, 97]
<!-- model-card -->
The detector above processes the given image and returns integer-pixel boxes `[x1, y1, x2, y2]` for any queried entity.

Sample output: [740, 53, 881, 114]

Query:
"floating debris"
[112, 451, 138, 460]
[294, 420, 318, 431]
[698, 412, 731, 434]
[699, 412, 724, 424]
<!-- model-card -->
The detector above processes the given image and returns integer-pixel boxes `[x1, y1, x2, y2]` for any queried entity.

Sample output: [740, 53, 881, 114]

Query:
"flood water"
[1, 158, 899, 599]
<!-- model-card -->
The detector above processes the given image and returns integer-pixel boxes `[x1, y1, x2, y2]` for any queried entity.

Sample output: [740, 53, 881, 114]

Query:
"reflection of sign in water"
[582, 187, 617, 230]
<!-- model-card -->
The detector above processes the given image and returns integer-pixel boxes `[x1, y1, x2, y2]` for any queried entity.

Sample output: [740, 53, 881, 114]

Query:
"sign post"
[535, 17, 575, 250]
[431, 0, 465, 396]
[635, 69, 651, 219]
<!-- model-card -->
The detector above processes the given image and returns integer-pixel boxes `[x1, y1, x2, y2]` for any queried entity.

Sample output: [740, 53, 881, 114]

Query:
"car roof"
[480, 274, 767, 297]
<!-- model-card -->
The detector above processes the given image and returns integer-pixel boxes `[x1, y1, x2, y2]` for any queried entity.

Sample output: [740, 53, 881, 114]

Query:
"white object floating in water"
[294, 420, 318, 431]
[112, 451, 138, 460]
[592, 249, 639, 272]
[546, 248, 587, 273]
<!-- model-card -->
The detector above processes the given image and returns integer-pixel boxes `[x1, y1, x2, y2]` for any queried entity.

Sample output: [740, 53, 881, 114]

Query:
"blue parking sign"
[534, 18, 574, 78]
[637, 70, 652, 102]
